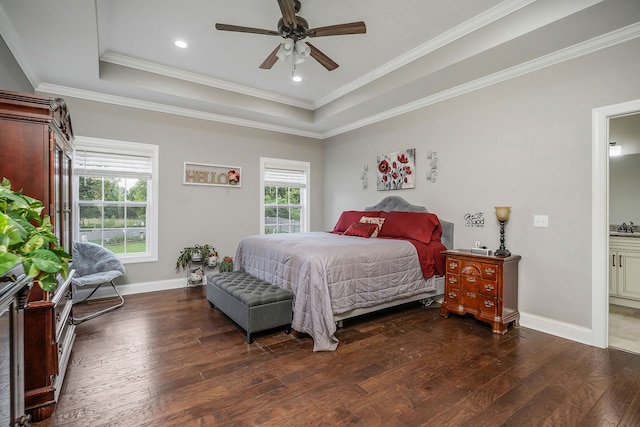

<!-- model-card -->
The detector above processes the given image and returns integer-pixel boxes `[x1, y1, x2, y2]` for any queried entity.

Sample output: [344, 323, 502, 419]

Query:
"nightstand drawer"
[478, 295, 498, 316]
[481, 263, 499, 281]
[446, 258, 460, 274]
[445, 286, 460, 305]
[460, 290, 479, 309]
[480, 280, 497, 297]
[446, 274, 460, 287]
[461, 275, 480, 293]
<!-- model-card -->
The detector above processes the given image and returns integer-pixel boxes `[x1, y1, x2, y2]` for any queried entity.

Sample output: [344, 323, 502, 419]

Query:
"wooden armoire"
[0, 89, 75, 421]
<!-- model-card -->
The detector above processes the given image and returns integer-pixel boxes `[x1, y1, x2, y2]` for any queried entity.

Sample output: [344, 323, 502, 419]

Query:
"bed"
[235, 196, 454, 351]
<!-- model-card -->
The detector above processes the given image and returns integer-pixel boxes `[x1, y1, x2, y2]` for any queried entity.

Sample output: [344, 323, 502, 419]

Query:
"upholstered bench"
[206, 271, 293, 344]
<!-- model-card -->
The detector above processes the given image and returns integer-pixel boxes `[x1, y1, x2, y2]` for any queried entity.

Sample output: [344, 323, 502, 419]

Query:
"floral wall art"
[377, 148, 415, 191]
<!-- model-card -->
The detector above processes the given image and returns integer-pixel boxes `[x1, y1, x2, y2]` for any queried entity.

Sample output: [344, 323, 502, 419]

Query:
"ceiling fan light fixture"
[295, 40, 310, 58]
[276, 38, 296, 60]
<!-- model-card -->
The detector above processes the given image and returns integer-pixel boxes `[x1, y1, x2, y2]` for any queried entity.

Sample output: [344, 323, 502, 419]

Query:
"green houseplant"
[0, 178, 71, 292]
[219, 256, 234, 273]
[175, 244, 216, 272]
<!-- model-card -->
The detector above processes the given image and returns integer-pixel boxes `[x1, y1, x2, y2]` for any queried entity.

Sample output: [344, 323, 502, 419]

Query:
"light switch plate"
[534, 215, 549, 228]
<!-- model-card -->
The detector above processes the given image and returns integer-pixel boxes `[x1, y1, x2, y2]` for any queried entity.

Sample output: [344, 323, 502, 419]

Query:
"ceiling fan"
[215, 0, 366, 71]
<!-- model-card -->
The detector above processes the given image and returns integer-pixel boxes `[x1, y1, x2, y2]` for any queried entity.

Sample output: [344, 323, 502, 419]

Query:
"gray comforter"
[235, 232, 436, 351]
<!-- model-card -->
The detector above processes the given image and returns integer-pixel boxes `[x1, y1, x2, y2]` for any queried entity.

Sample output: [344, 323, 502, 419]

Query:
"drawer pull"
[485, 267, 495, 275]
[448, 277, 457, 284]
[484, 284, 495, 292]
[466, 292, 476, 298]
[59, 342, 64, 354]
[466, 277, 476, 283]
[449, 262, 458, 269]
[484, 300, 495, 308]
[66, 290, 72, 300]
[448, 292, 457, 299]
[56, 312, 62, 323]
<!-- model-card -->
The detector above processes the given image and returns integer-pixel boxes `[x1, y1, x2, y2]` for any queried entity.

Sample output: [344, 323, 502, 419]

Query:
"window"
[260, 158, 310, 234]
[74, 137, 159, 263]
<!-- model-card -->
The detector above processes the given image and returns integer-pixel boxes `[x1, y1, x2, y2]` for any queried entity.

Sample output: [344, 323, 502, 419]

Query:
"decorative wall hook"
[361, 164, 368, 189]
[426, 150, 438, 182]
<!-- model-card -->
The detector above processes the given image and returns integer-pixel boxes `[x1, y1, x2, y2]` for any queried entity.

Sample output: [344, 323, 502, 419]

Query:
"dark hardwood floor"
[33, 286, 640, 427]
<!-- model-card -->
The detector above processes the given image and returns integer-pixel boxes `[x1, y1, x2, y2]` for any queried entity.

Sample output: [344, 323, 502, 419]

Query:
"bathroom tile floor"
[609, 304, 640, 354]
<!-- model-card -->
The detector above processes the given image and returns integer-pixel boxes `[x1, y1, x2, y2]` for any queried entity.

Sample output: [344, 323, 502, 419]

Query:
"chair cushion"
[72, 241, 125, 286]
[72, 270, 124, 287]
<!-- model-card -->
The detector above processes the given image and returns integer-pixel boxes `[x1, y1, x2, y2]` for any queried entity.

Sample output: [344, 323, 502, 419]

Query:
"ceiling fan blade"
[277, 0, 297, 29]
[307, 21, 366, 37]
[259, 45, 281, 69]
[307, 42, 338, 71]
[215, 23, 279, 36]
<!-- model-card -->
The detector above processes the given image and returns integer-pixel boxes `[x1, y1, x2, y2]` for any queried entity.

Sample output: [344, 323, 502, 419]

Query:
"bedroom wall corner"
[0, 34, 33, 93]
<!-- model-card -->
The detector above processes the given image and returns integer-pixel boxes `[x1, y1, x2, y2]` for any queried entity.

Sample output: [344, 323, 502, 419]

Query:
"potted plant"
[175, 244, 216, 272]
[219, 256, 234, 273]
[0, 178, 71, 293]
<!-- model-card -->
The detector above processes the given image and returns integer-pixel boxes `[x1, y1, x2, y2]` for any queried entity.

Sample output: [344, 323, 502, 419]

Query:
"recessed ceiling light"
[174, 40, 188, 49]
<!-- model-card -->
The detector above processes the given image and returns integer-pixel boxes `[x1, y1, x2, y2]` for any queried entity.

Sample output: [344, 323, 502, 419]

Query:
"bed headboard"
[364, 196, 454, 250]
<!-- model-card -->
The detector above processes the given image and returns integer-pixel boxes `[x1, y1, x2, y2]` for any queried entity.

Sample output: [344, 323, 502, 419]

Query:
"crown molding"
[322, 22, 640, 139]
[313, 0, 536, 109]
[101, 51, 314, 111]
[35, 83, 324, 139]
[33, 22, 640, 141]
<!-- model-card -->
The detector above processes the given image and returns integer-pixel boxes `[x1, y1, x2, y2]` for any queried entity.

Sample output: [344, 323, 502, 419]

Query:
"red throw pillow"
[332, 210, 380, 232]
[379, 211, 442, 244]
[343, 222, 378, 238]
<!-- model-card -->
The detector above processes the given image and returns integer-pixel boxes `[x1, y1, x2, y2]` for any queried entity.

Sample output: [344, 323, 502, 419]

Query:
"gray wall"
[323, 37, 640, 330]
[0, 34, 32, 92]
[60, 98, 324, 286]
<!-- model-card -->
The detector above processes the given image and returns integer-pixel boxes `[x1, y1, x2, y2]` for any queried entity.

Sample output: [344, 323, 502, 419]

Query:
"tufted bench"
[206, 271, 293, 344]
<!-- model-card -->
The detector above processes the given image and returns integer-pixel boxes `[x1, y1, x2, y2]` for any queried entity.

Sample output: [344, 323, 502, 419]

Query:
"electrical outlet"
[534, 215, 549, 228]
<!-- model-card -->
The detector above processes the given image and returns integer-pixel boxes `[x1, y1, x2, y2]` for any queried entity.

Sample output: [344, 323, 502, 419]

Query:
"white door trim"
[592, 99, 640, 348]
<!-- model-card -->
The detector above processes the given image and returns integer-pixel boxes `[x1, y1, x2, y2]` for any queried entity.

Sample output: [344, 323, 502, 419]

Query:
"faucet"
[618, 222, 634, 233]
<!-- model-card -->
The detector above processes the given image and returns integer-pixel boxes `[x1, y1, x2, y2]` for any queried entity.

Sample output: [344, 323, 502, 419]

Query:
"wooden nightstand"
[440, 249, 521, 334]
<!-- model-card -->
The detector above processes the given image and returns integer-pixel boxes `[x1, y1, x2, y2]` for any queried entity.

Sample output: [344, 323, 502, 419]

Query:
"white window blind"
[264, 168, 307, 188]
[74, 150, 153, 179]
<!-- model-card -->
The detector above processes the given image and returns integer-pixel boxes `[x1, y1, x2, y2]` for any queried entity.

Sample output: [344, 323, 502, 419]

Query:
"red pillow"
[343, 222, 378, 238]
[332, 210, 380, 232]
[378, 211, 442, 244]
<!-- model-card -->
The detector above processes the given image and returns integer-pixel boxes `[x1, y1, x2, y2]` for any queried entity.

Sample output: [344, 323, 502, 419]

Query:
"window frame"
[260, 157, 310, 234]
[73, 136, 159, 264]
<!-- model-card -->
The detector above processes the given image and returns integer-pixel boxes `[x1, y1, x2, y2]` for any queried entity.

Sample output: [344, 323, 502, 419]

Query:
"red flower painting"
[376, 148, 415, 190]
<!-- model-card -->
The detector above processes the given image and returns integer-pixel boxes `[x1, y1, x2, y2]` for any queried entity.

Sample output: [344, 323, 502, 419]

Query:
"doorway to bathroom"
[608, 113, 640, 354]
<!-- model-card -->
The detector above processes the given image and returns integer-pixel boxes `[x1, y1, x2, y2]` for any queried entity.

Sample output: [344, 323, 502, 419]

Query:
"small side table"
[187, 257, 205, 286]
[440, 249, 521, 334]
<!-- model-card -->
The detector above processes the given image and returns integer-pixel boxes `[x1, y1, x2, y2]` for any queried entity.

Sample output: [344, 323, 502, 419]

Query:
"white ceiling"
[1, 0, 639, 139]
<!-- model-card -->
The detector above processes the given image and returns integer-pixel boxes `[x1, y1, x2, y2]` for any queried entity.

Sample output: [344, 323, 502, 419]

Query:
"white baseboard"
[73, 278, 192, 302]
[610, 296, 640, 310]
[519, 311, 595, 347]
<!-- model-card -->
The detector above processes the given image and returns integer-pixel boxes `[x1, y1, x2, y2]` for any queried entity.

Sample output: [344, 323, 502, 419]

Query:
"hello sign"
[184, 162, 242, 188]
